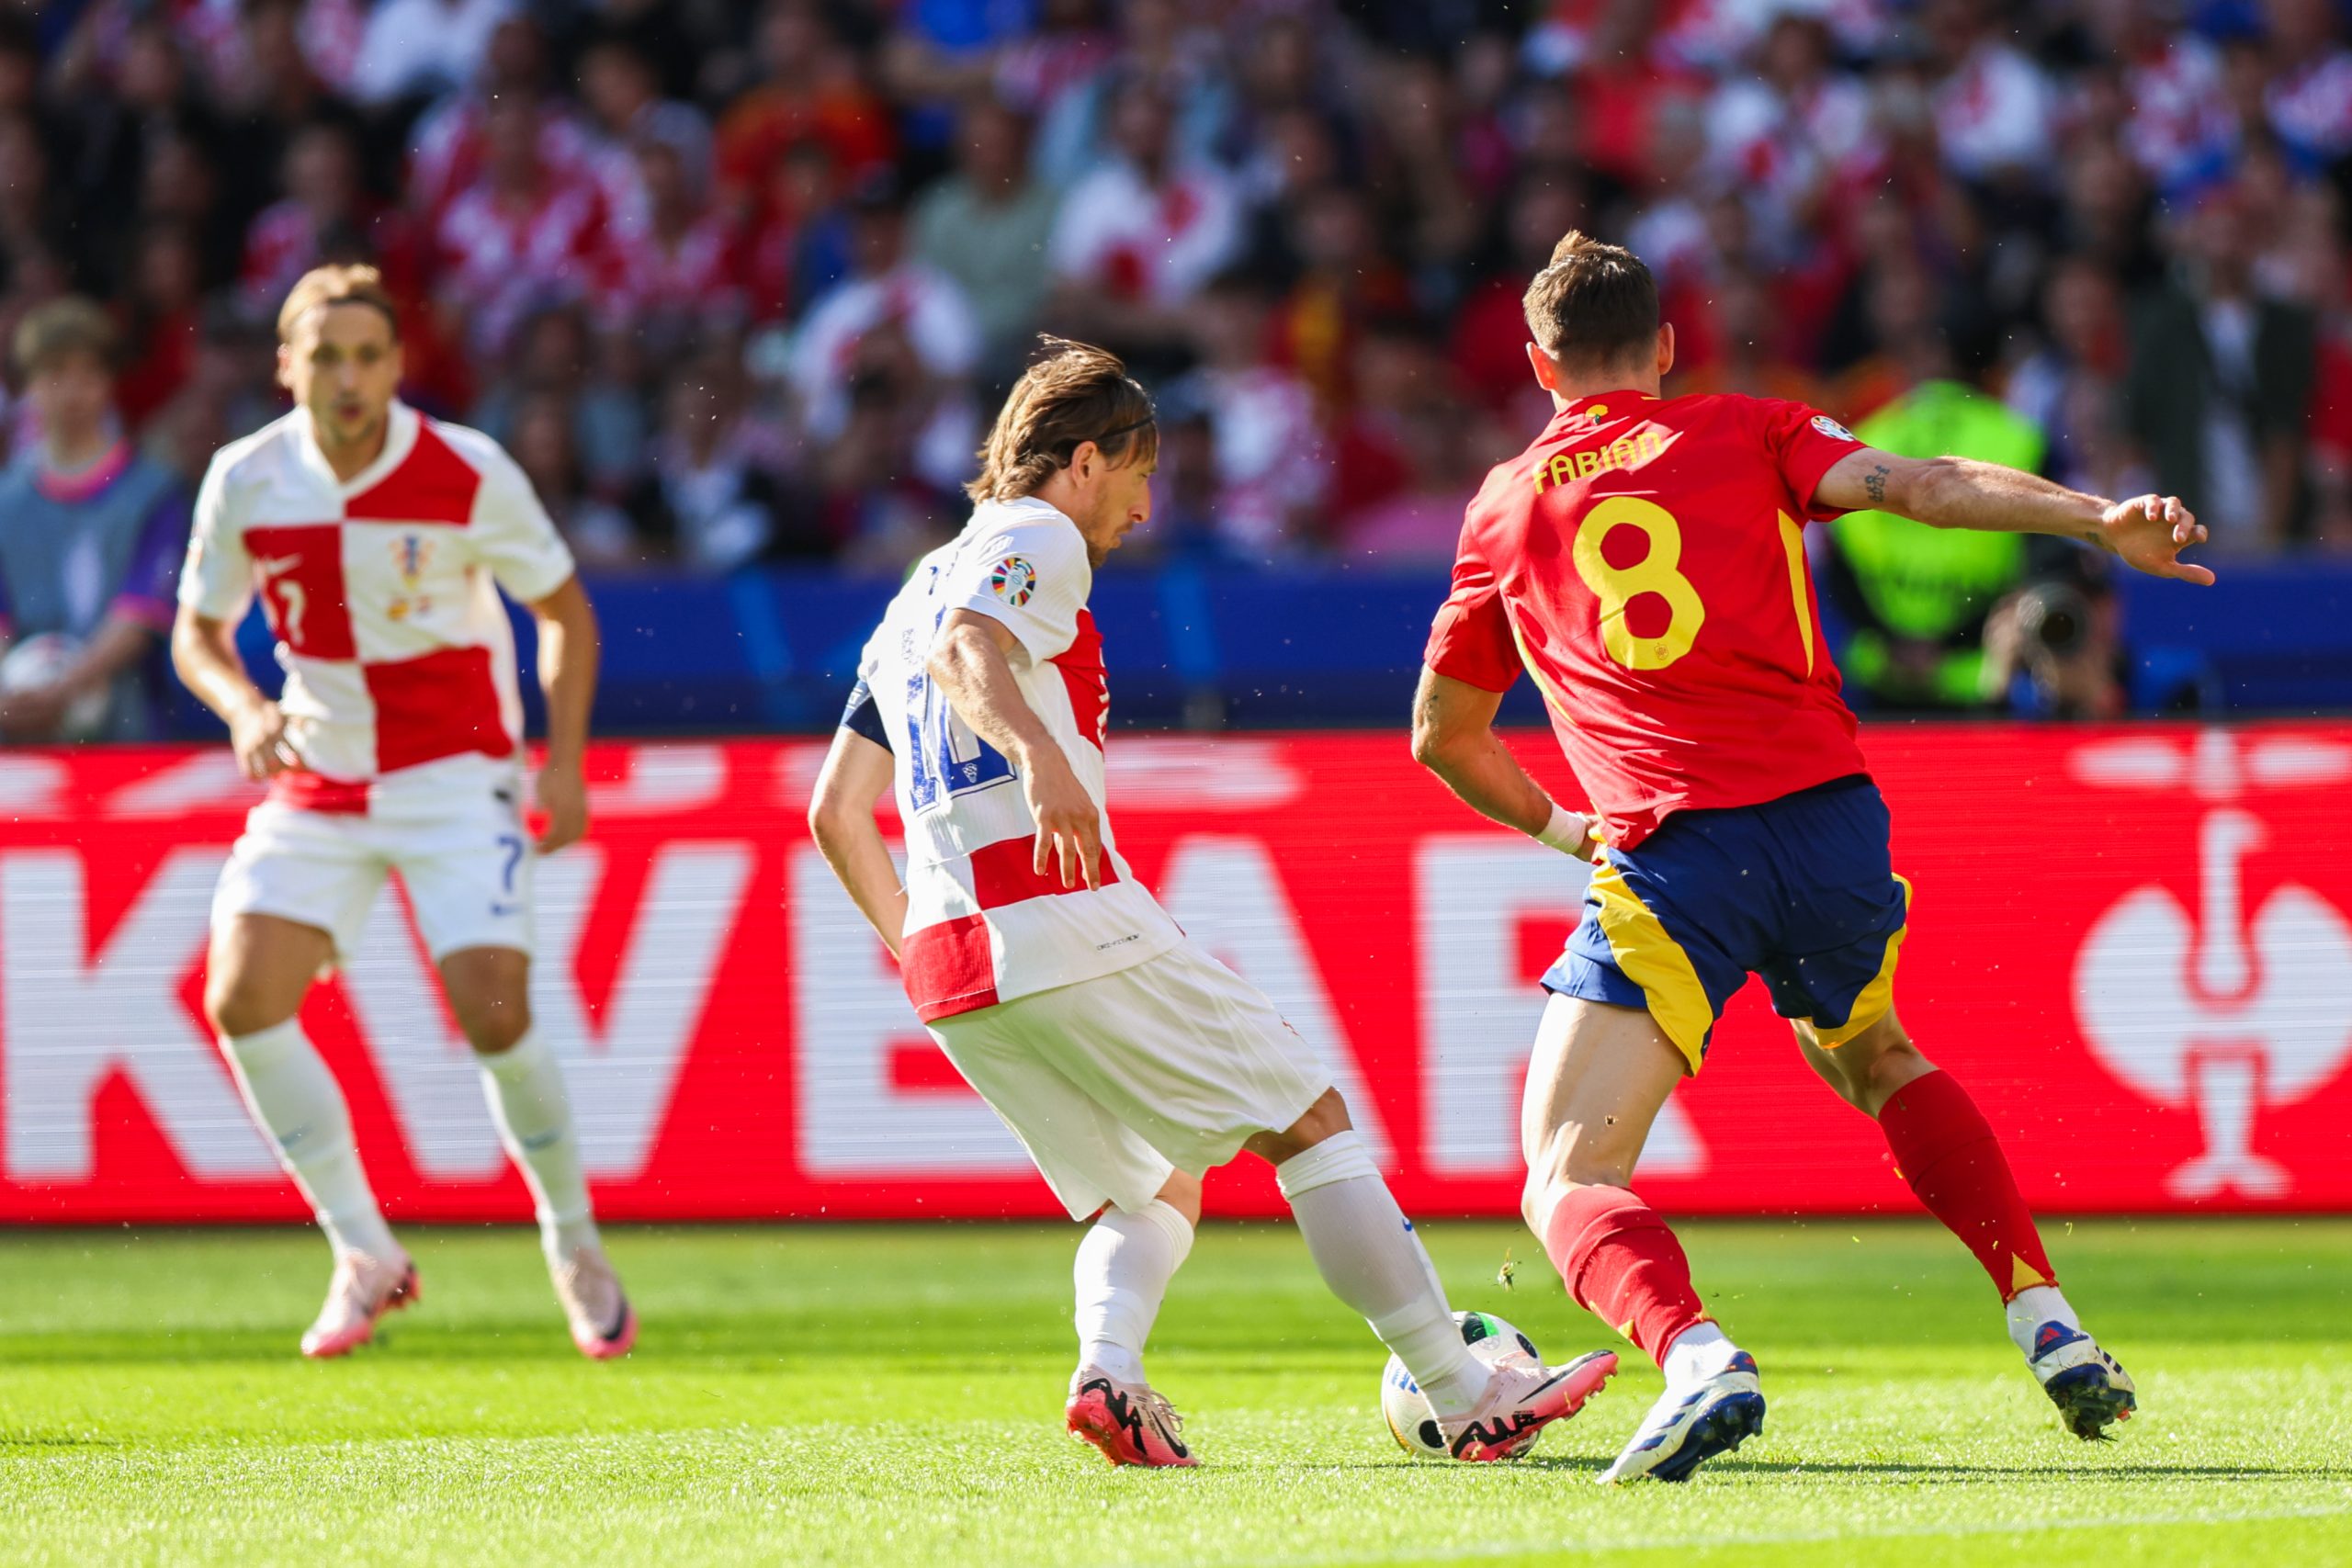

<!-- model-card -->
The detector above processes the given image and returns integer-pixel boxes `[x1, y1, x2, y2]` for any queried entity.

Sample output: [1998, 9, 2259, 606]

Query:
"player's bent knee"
[438, 947, 534, 1054]
[1146, 1169, 1204, 1226]
[205, 980, 298, 1041]
[1245, 1088, 1353, 1166]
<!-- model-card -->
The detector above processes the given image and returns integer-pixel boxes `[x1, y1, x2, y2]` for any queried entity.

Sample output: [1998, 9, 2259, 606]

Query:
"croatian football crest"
[989, 557, 1036, 607]
[388, 533, 435, 621]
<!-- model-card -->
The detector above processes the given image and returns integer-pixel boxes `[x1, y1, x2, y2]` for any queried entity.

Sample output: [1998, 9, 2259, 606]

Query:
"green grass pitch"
[0, 1219, 2345, 1566]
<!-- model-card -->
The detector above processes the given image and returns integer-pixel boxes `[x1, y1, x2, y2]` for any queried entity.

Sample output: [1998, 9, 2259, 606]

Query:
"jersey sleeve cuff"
[1791, 441, 1865, 521]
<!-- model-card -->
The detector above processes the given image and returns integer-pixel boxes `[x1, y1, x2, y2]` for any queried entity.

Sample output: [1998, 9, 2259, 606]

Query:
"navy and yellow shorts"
[1544, 774, 1911, 1075]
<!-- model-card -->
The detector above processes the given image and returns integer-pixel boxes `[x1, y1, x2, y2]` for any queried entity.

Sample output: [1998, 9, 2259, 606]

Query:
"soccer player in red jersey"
[1412, 234, 2211, 1483]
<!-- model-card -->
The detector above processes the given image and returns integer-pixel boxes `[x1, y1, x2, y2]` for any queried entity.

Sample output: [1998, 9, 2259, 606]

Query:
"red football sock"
[1540, 1185, 1710, 1368]
[1878, 1069, 2057, 1301]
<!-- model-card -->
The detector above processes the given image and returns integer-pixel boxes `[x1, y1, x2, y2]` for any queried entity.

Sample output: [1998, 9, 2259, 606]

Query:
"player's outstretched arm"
[929, 610, 1102, 890]
[1410, 666, 1594, 857]
[808, 728, 910, 959]
[171, 604, 295, 781]
[1815, 449, 2215, 585]
[526, 576, 600, 854]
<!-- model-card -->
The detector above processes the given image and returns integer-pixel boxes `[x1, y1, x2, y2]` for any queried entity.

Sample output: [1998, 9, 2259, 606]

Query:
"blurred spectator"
[1032, 0, 1231, 186]
[577, 35, 712, 229]
[1047, 82, 1242, 352]
[2007, 255, 2143, 498]
[909, 98, 1059, 373]
[116, 220, 206, 430]
[0, 299, 187, 742]
[509, 391, 641, 570]
[1923, 0, 2054, 185]
[716, 1, 896, 214]
[471, 305, 647, 497]
[405, 17, 588, 226]
[598, 117, 742, 359]
[352, 0, 515, 109]
[742, 137, 855, 324]
[3, 0, 2349, 601]
[434, 96, 606, 359]
[1336, 395, 1486, 563]
[1819, 317, 2047, 713]
[626, 347, 811, 573]
[2124, 182, 2317, 550]
[785, 171, 979, 490]
[1167, 270, 1329, 558]
[242, 120, 416, 317]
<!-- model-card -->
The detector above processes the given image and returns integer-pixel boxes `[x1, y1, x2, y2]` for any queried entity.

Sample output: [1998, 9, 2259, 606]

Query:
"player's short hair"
[1521, 231, 1659, 371]
[277, 264, 401, 345]
[13, 296, 118, 377]
[967, 336, 1157, 502]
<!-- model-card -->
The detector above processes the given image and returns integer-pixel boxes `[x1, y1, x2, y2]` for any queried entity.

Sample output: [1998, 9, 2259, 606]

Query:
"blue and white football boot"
[1598, 1350, 1765, 1484]
[2027, 1322, 2136, 1439]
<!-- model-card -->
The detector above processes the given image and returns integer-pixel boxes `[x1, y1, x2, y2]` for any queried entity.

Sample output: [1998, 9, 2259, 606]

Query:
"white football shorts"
[926, 940, 1331, 1220]
[212, 777, 536, 964]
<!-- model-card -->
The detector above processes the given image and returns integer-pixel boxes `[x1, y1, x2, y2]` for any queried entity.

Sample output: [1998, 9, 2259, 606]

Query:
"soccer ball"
[0, 633, 107, 739]
[1380, 1310, 1544, 1460]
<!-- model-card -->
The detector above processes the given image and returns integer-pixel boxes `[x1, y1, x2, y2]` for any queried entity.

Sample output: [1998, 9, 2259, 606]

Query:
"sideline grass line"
[1284, 1502, 2352, 1566]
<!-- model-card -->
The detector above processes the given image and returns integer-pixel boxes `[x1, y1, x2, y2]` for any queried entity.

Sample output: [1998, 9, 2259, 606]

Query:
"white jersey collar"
[294, 399, 420, 498]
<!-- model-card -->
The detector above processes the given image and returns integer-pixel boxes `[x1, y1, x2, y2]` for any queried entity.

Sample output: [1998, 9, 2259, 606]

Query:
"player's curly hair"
[1521, 231, 1658, 370]
[967, 336, 1158, 503]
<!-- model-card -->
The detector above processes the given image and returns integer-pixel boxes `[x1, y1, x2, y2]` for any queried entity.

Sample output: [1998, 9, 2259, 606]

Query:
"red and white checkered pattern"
[181, 402, 575, 807]
[858, 500, 1182, 1021]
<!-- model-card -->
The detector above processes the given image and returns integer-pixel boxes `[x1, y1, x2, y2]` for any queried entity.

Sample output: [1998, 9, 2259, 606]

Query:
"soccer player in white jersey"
[169, 265, 634, 1360]
[808, 338, 1617, 1466]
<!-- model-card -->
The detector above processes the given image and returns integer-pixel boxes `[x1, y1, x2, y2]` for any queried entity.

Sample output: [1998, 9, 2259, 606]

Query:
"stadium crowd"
[0, 0, 2346, 732]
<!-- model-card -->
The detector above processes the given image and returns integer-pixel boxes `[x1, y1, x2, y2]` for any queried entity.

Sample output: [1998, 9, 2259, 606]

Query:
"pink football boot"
[1066, 1371, 1198, 1468]
[300, 1250, 420, 1359]
[1445, 1350, 1619, 1461]
[551, 1246, 638, 1360]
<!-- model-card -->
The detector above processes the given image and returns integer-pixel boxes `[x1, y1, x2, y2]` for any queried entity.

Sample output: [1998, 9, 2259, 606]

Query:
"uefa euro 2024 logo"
[2072, 729, 2352, 1199]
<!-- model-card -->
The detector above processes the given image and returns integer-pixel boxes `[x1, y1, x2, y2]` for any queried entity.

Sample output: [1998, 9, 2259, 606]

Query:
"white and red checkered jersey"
[179, 401, 576, 809]
[858, 498, 1182, 1021]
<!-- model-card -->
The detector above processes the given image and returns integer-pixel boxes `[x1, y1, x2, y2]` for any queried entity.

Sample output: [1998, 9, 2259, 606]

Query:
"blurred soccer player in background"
[170, 265, 631, 1361]
[808, 338, 1616, 1468]
[1412, 233, 2210, 1483]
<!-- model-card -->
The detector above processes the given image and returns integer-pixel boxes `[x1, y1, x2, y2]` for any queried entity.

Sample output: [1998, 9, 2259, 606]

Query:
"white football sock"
[1662, 1322, 1740, 1391]
[2007, 1284, 2081, 1357]
[1073, 1198, 1194, 1387]
[1276, 1132, 1491, 1423]
[221, 1019, 398, 1261]
[476, 1031, 599, 1263]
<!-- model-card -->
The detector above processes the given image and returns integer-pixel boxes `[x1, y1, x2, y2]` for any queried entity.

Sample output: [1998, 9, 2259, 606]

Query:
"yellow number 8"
[1572, 495, 1706, 670]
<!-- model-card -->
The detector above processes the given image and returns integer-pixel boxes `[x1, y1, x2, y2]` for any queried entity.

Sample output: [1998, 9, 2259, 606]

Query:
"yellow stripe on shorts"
[1811, 874, 1914, 1047]
[1587, 861, 1716, 1075]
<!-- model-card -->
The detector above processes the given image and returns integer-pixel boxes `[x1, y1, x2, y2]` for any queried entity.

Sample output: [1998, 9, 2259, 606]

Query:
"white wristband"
[1533, 802, 1591, 858]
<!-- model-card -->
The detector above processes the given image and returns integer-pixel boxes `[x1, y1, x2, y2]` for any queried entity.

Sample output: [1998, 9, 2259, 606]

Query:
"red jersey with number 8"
[1425, 390, 1871, 850]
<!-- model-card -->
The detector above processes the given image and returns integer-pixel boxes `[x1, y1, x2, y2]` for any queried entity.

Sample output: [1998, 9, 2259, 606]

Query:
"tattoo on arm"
[1863, 464, 1890, 507]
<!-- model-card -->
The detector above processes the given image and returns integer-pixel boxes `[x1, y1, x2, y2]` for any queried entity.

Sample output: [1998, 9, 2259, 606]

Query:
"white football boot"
[1599, 1350, 1765, 1484]
[2025, 1321, 2136, 1438]
[1442, 1350, 1619, 1462]
[300, 1249, 420, 1359]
